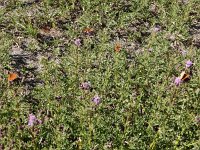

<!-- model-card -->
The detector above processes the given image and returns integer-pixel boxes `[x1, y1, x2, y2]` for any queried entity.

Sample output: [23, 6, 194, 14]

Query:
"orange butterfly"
[179, 71, 190, 81]
[8, 73, 18, 81]
[83, 27, 94, 33]
[114, 42, 121, 52]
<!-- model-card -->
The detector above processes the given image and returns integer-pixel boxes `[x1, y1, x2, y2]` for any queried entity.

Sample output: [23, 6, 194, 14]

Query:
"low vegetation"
[0, 0, 200, 149]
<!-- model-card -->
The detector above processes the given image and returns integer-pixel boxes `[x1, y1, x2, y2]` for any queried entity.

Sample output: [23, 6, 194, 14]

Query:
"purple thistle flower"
[80, 81, 91, 90]
[185, 60, 193, 68]
[28, 114, 37, 126]
[74, 38, 81, 47]
[174, 77, 182, 86]
[92, 95, 101, 105]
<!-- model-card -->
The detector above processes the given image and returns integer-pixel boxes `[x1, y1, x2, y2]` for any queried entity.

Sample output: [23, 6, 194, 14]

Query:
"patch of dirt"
[69, 0, 83, 22]
[190, 18, 200, 48]
[9, 40, 44, 100]
[109, 19, 154, 55]
[38, 27, 63, 38]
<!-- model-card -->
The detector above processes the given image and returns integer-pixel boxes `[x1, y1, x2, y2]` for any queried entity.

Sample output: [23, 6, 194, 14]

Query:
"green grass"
[0, 0, 200, 149]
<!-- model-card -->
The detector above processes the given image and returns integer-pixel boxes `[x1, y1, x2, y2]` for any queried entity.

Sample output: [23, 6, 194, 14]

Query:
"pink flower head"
[185, 60, 193, 68]
[74, 38, 81, 47]
[92, 95, 101, 105]
[28, 114, 41, 126]
[80, 81, 91, 90]
[28, 114, 37, 126]
[37, 119, 42, 124]
[174, 77, 182, 86]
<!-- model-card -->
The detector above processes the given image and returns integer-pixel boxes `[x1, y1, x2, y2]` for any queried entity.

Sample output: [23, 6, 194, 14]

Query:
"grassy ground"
[0, 0, 200, 149]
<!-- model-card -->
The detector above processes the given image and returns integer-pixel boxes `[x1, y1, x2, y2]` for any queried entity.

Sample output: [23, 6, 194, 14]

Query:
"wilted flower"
[174, 77, 182, 86]
[151, 25, 161, 33]
[149, 3, 158, 15]
[148, 48, 153, 52]
[182, 0, 189, 4]
[74, 38, 81, 47]
[80, 81, 91, 90]
[180, 50, 187, 56]
[92, 95, 101, 105]
[195, 116, 200, 124]
[0, 129, 2, 138]
[168, 34, 176, 41]
[28, 114, 37, 126]
[154, 26, 160, 32]
[185, 60, 193, 68]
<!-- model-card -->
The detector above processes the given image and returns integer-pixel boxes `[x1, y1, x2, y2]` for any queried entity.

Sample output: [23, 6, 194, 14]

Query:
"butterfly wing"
[115, 43, 121, 52]
[8, 73, 18, 81]
[179, 71, 190, 81]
